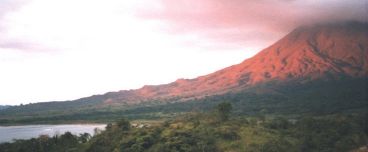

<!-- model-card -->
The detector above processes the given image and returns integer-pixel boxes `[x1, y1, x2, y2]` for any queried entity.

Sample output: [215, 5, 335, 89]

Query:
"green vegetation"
[0, 132, 91, 152]
[0, 78, 366, 125]
[215, 102, 232, 121]
[1, 102, 367, 152]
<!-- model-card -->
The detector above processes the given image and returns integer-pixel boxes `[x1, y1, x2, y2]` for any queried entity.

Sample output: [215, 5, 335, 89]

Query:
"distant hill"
[0, 106, 10, 110]
[0, 21, 367, 123]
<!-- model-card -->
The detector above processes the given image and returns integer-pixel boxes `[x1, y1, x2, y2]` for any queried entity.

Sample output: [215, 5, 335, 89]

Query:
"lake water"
[0, 124, 106, 143]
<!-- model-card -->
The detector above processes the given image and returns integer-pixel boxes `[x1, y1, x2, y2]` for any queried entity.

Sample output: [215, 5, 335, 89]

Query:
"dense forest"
[1, 102, 367, 152]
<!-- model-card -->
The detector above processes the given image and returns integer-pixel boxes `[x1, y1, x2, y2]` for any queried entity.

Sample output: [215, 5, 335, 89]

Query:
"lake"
[0, 124, 106, 143]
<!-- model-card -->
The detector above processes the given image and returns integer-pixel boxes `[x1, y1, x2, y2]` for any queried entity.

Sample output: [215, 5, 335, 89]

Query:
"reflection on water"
[0, 124, 106, 143]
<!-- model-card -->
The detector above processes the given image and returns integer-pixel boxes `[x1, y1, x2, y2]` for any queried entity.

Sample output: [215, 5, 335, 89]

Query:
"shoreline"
[0, 124, 107, 143]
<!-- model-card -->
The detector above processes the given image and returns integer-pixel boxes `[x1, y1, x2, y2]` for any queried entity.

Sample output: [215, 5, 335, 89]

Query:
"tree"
[59, 132, 78, 145]
[79, 133, 91, 143]
[117, 118, 130, 131]
[215, 102, 232, 121]
[106, 123, 113, 130]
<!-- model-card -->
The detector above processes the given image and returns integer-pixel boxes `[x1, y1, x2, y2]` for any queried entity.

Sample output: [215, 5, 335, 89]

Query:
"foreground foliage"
[1, 103, 367, 152]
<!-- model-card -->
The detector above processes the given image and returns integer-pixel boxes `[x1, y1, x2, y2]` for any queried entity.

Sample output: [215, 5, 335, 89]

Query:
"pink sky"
[0, 0, 367, 105]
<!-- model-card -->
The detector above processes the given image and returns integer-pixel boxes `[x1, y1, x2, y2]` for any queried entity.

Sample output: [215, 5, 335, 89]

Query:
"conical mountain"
[102, 21, 368, 104]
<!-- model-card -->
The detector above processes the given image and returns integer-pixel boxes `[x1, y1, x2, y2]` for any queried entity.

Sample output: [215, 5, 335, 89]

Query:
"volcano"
[1, 21, 367, 118]
[100, 21, 368, 104]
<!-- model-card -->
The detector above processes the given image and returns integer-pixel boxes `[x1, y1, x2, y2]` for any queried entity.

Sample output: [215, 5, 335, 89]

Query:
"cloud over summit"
[139, 0, 368, 49]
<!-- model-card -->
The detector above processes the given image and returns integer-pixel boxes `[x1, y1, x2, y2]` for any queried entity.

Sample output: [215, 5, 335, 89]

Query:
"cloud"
[138, 0, 368, 49]
[2, 0, 366, 52]
[0, 0, 166, 53]
[0, 0, 24, 18]
[0, 0, 40, 51]
[0, 40, 49, 52]
[0, 0, 24, 31]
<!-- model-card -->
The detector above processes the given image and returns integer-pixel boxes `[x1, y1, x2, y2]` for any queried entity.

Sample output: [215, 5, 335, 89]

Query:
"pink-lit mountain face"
[102, 22, 368, 104]
[100, 21, 367, 104]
